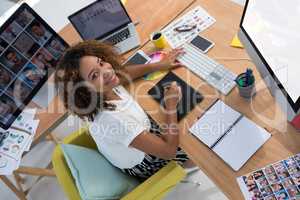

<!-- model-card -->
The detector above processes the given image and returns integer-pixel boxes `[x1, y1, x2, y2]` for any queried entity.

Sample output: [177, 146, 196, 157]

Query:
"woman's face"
[79, 56, 120, 93]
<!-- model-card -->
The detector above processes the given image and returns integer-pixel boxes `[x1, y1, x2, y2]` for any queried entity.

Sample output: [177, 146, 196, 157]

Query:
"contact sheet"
[237, 154, 300, 200]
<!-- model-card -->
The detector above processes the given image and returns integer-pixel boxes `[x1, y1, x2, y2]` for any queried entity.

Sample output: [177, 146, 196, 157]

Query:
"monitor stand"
[32, 81, 57, 108]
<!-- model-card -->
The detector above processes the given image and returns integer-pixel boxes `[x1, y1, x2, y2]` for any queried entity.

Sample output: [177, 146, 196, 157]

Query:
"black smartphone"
[190, 35, 214, 53]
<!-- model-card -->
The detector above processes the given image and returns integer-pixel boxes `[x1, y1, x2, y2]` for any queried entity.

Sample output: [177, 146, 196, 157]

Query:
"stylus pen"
[133, 21, 140, 26]
[9, 126, 32, 135]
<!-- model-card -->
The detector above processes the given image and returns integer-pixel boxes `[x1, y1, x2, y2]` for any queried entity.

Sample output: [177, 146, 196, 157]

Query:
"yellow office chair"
[52, 127, 186, 200]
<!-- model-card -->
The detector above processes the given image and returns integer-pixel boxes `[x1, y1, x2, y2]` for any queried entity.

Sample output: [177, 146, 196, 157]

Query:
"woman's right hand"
[163, 81, 182, 111]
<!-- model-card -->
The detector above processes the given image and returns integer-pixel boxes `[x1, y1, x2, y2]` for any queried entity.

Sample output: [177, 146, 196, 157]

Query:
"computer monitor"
[238, 0, 300, 122]
[0, 3, 68, 129]
[68, 0, 132, 40]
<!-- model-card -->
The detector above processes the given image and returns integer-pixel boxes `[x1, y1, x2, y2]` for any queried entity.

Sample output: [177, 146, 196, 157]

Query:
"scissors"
[174, 24, 197, 32]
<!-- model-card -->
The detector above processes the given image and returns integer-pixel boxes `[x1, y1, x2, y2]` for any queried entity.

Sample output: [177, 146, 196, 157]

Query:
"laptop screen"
[69, 0, 131, 40]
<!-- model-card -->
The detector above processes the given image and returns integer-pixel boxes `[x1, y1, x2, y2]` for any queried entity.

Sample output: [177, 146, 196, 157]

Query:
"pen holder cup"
[150, 31, 167, 49]
[236, 73, 256, 99]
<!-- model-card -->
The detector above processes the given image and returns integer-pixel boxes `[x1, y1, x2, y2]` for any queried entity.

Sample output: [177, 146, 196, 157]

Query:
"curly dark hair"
[54, 40, 123, 121]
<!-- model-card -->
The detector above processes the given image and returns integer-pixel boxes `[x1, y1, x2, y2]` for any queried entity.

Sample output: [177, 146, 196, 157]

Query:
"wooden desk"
[128, 0, 300, 199]
[3, 0, 299, 199]
[0, 0, 195, 200]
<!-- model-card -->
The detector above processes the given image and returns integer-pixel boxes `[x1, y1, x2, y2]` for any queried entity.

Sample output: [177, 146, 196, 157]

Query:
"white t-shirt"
[89, 85, 151, 169]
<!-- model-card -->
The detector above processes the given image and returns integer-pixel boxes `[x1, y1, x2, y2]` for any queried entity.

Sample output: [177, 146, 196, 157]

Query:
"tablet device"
[148, 72, 203, 121]
[123, 50, 151, 65]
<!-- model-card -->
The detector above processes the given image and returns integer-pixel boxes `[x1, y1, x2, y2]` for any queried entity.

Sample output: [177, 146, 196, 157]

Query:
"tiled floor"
[0, 0, 246, 199]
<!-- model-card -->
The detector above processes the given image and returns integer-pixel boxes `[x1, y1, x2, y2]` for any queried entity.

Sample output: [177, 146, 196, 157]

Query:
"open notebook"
[189, 100, 271, 171]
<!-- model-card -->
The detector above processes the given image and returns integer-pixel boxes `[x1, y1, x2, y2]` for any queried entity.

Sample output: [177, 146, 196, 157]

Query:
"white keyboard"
[178, 43, 237, 95]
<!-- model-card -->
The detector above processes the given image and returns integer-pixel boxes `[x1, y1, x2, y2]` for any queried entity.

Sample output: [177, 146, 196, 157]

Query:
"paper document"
[0, 108, 40, 175]
[162, 6, 216, 48]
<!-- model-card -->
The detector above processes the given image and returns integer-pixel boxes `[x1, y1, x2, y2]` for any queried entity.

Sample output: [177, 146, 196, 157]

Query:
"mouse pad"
[148, 72, 204, 121]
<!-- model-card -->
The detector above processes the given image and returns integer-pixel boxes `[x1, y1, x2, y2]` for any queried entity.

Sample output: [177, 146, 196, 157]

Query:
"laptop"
[68, 0, 140, 54]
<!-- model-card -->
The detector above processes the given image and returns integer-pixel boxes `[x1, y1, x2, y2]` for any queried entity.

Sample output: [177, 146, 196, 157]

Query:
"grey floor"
[0, 0, 245, 199]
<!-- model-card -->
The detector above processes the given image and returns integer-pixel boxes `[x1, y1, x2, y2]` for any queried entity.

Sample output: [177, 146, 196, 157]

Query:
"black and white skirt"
[122, 117, 189, 180]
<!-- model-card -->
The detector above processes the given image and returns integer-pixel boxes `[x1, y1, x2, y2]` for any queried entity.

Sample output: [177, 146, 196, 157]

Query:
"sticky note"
[230, 34, 244, 48]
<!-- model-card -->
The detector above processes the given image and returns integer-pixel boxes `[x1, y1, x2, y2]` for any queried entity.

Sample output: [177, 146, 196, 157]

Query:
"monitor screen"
[0, 3, 68, 129]
[68, 0, 131, 40]
[241, 0, 300, 112]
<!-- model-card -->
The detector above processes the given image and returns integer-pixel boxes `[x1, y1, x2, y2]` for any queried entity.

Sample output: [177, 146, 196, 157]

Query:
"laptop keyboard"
[106, 28, 131, 45]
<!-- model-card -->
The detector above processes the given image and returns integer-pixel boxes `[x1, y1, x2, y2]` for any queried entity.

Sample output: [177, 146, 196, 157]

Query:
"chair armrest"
[121, 161, 186, 200]
[52, 127, 97, 200]
[52, 145, 82, 200]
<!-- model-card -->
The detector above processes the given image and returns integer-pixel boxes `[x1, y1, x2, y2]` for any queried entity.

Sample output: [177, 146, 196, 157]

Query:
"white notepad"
[189, 100, 271, 171]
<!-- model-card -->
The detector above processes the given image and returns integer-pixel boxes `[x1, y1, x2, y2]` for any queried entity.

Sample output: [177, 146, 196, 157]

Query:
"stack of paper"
[162, 6, 216, 48]
[0, 109, 39, 175]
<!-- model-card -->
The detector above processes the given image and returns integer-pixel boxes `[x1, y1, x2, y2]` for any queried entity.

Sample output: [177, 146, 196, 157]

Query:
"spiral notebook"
[189, 100, 271, 171]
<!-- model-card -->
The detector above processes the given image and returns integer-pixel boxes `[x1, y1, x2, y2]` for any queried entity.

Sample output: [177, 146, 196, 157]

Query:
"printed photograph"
[6, 77, 32, 102]
[13, 32, 40, 59]
[286, 186, 300, 198]
[282, 178, 296, 188]
[267, 173, 280, 184]
[243, 175, 258, 191]
[293, 155, 300, 164]
[260, 186, 273, 197]
[253, 170, 264, 180]
[26, 19, 52, 45]
[0, 38, 9, 54]
[271, 183, 284, 193]
[264, 166, 276, 175]
[15, 8, 34, 28]
[31, 48, 56, 70]
[256, 177, 269, 188]
[18, 62, 45, 88]
[0, 65, 14, 90]
[291, 173, 300, 185]
[0, 94, 17, 123]
[0, 47, 27, 73]
[0, 21, 23, 43]
[275, 190, 289, 200]
[264, 194, 277, 200]
[44, 37, 66, 59]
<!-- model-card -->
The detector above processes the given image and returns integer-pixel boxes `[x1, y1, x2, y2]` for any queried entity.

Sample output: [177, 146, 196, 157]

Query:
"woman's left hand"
[159, 48, 185, 70]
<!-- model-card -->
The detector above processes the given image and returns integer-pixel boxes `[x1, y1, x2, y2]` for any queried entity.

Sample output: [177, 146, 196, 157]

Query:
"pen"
[245, 68, 253, 86]
[174, 24, 197, 32]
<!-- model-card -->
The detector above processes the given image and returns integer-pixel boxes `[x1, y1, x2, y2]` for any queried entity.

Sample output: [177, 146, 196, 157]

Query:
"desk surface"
[55, 0, 300, 199]
[123, 0, 300, 200]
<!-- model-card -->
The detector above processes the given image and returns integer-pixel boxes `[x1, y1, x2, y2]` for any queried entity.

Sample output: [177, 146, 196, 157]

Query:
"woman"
[55, 40, 195, 180]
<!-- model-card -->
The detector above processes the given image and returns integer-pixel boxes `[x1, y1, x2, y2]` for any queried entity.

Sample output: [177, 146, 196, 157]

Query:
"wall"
[0, 0, 95, 31]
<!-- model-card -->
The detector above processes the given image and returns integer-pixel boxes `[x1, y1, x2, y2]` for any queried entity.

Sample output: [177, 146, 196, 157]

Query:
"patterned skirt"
[122, 116, 189, 180]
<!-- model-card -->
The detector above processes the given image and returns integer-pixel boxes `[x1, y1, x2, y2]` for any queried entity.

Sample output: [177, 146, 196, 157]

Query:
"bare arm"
[130, 82, 182, 159]
[118, 49, 184, 84]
